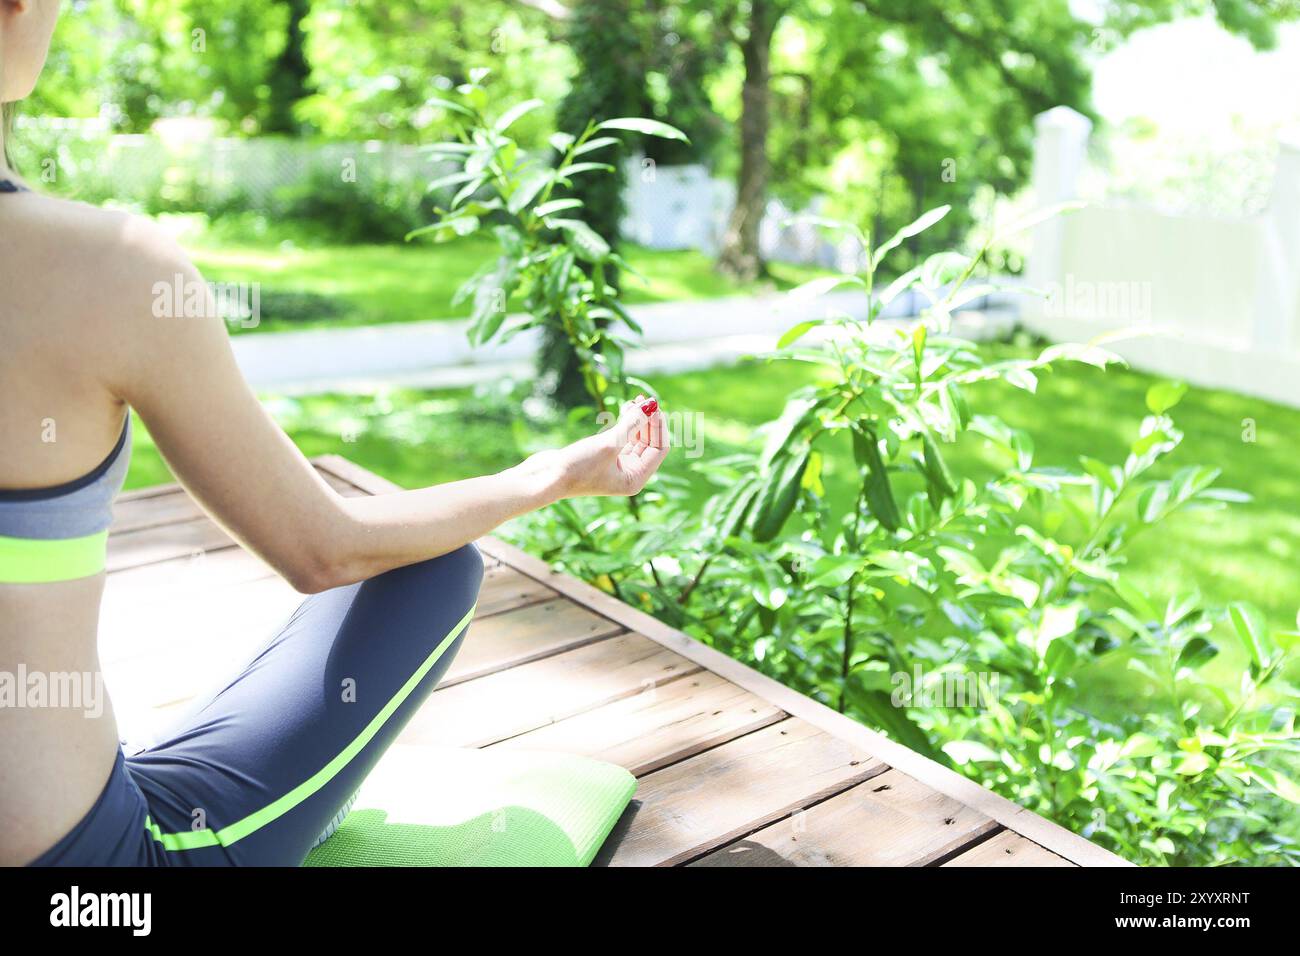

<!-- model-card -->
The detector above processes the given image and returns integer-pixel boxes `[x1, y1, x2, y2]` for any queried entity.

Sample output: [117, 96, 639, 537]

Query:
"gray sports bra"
[0, 177, 134, 581]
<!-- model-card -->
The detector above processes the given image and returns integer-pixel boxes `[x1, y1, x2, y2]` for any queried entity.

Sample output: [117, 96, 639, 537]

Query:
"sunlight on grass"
[173, 215, 831, 333]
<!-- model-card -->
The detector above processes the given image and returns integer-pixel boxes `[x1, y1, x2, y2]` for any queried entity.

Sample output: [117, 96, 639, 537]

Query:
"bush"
[434, 86, 1300, 865]
[271, 166, 435, 244]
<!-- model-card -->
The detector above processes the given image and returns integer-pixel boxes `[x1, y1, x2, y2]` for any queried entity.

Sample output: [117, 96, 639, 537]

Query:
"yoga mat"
[303, 744, 635, 867]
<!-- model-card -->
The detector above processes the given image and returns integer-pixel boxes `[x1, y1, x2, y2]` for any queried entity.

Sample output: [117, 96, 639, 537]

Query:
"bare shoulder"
[1, 192, 225, 382]
[9, 192, 189, 298]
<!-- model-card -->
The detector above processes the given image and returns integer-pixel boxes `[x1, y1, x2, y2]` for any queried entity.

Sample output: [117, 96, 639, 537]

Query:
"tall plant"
[504, 199, 1300, 864]
[410, 71, 687, 419]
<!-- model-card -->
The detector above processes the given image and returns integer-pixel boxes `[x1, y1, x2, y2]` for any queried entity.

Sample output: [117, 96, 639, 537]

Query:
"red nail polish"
[640, 398, 658, 417]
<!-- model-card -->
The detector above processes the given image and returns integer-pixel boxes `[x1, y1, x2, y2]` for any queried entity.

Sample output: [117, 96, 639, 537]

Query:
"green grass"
[173, 215, 826, 334]
[126, 342, 1300, 636]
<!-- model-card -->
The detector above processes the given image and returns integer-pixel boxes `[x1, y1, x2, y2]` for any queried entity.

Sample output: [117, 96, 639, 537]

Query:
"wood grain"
[603, 719, 887, 867]
[692, 768, 998, 867]
[491, 670, 786, 776]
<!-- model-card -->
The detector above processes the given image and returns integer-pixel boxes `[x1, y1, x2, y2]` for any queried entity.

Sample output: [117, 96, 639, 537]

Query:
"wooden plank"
[474, 565, 559, 619]
[441, 597, 622, 687]
[100, 580, 622, 700]
[111, 472, 362, 534]
[398, 633, 701, 750]
[490, 671, 787, 776]
[104, 531, 511, 611]
[942, 829, 1074, 867]
[469, 535, 1132, 868]
[603, 719, 887, 867]
[691, 768, 997, 867]
[106, 544, 279, 601]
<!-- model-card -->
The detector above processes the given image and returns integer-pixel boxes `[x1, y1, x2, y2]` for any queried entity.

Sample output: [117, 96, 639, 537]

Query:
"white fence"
[620, 155, 865, 271]
[1024, 107, 1300, 407]
[18, 117, 853, 269]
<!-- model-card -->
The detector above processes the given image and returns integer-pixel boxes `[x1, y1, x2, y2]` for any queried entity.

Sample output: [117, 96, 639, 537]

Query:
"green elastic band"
[145, 602, 477, 852]
[0, 530, 108, 583]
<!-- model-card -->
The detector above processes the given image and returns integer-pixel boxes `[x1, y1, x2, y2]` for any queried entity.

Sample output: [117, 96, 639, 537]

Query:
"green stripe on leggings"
[0, 531, 107, 583]
[144, 603, 476, 852]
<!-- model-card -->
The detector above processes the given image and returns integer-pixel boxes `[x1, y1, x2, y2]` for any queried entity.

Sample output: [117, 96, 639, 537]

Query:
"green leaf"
[1004, 367, 1038, 393]
[425, 96, 476, 118]
[776, 320, 822, 349]
[760, 396, 818, 468]
[856, 690, 946, 762]
[788, 274, 864, 300]
[1136, 482, 1170, 523]
[911, 323, 927, 374]
[877, 265, 924, 311]
[558, 161, 616, 178]
[853, 428, 900, 531]
[1176, 636, 1218, 671]
[1249, 765, 1300, 803]
[920, 434, 957, 503]
[751, 450, 811, 543]
[552, 219, 611, 263]
[506, 169, 553, 214]
[533, 198, 582, 218]
[594, 117, 690, 142]
[426, 169, 482, 194]
[1229, 602, 1275, 670]
[1146, 380, 1188, 415]
[1112, 577, 1157, 622]
[872, 205, 951, 269]
[717, 481, 760, 541]
[572, 136, 621, 157]
[807, 554, 864, 588]
[493, 98, 544, 133]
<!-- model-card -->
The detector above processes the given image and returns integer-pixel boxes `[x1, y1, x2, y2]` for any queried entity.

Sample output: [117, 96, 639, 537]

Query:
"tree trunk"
[717, 0, 778, 281]
[265, 0, 312, 135]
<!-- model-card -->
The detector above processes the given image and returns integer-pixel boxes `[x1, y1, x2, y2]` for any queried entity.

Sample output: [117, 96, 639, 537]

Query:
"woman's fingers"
[611, 398, 647, 449]
[650, 409, 669, 451]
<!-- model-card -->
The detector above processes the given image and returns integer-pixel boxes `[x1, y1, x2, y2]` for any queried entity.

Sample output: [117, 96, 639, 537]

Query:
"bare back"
[0, 188, 134, 863]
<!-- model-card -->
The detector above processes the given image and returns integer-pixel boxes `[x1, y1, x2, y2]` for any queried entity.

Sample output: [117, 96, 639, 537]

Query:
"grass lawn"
[170, 215, 826, 333]
[125, 341, 1300, 641]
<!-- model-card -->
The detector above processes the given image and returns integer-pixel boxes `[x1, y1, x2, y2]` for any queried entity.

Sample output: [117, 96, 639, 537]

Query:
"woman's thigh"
[124, 544, 484, 866]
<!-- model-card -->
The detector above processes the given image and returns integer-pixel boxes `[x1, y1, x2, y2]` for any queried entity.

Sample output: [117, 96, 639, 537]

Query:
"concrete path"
[232, 288, 1014, 395]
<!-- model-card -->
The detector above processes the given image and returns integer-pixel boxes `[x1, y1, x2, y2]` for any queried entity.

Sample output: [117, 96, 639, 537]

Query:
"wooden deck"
[100, 456, 1128, 867]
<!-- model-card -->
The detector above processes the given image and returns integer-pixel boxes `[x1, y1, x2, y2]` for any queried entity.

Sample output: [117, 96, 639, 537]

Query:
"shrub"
[272, 166, 434, 244]
[435, 87, 1300, 865]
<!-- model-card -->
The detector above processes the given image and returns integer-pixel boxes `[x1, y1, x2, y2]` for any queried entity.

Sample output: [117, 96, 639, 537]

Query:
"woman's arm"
[98, 215, 669, 593]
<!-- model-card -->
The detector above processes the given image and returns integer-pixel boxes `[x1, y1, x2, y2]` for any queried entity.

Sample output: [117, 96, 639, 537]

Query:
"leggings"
[30, 544, 483, 866]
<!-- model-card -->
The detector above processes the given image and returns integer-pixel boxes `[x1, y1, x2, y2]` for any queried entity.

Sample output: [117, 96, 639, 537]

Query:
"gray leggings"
[30, 544, 484, 866]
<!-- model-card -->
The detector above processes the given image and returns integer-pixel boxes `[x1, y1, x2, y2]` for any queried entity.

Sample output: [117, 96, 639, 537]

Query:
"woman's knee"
[371, 543, 484, 614]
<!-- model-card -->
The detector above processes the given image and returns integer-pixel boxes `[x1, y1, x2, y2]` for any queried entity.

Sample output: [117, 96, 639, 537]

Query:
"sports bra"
[0, 416, 132, 583]
[0, 177, 133, 583]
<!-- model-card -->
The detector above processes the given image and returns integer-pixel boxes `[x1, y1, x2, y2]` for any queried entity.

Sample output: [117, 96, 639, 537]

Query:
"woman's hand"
[516, 395, 671, 500]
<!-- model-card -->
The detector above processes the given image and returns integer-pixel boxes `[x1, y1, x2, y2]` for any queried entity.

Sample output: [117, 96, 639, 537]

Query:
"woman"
[0, 0, 670, 865]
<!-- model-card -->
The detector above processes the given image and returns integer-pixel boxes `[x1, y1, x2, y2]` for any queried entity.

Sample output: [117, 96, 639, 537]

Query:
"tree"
[716, 0, 781, 279]
[265, 0, 313, 134]
[539, 0, 726, 405]
[714, 0, 1300, 281]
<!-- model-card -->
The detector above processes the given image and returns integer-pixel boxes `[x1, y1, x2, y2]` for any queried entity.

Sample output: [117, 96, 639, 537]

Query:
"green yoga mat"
[303, 745, 635, 867]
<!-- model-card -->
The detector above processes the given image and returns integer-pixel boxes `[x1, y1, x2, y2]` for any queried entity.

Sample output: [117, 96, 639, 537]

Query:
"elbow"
[279, 497, 364, 594]
[282, 549, 356, 595]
